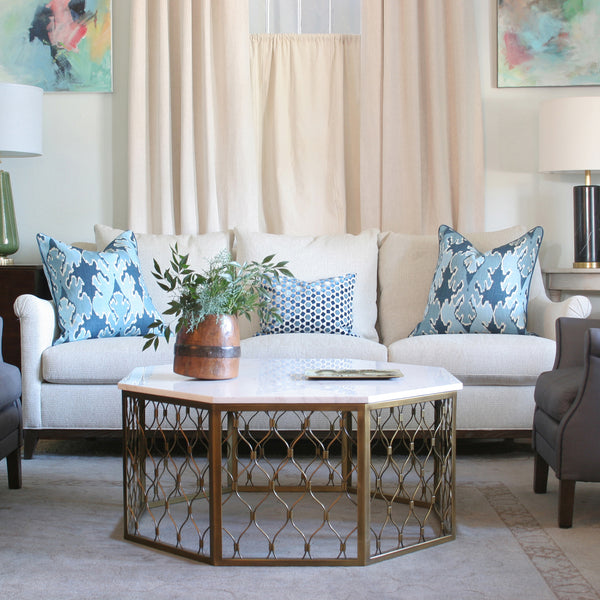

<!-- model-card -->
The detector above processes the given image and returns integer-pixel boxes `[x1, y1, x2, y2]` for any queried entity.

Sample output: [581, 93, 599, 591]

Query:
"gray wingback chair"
[0, 316, 22, 489]
[533, 317, 600, 528]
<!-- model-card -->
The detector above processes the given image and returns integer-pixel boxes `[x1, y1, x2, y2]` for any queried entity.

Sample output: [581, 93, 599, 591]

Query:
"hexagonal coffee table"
[119, 358, 461, 566]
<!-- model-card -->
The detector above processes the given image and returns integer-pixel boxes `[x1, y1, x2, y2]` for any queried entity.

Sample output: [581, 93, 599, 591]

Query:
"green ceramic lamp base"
[0, 170, 19, 263]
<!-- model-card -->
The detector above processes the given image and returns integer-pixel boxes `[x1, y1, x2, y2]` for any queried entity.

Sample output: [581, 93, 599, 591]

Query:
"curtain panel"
[128, 0, 484, 237]
[128, 0, 259, 234]
[250, 34, 361, 235]
[361, 0, 484, 234]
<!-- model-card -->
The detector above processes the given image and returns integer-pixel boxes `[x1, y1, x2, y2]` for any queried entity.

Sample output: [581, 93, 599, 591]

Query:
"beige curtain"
[361, 0, 484, 234]
[128, 0, 259, 233]
[250, 34, 361, 235]
[129, 0, 483, 237]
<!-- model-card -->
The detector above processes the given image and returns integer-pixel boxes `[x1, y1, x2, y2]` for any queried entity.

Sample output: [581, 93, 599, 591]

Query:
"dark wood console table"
[0, 265, 50, 369]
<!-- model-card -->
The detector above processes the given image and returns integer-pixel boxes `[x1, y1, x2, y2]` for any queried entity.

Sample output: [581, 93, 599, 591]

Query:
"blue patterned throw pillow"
[410, 225, 543, 336]
[37, 231, 161, 344]
[259, 273, 357, 336]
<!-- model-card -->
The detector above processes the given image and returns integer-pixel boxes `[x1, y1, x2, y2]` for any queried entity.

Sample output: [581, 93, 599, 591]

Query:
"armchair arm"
[527, 294, 591, 340]
[553, 317, 600, 369]
[559, 327, 600, 480]
[13, 294, 57, 429]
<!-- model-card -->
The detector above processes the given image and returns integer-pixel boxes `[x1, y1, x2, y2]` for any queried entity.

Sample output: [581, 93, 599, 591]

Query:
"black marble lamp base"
[573, 185, 600, 268]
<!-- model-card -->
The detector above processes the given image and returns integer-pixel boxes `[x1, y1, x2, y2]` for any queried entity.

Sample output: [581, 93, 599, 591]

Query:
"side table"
[0, 265, 51, 369]
[544, 268, 600, 302]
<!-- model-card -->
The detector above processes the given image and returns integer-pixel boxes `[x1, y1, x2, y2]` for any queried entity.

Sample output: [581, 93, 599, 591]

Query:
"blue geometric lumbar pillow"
[410, 225, 544, 336]
[37, 231, 161, 345]
[259, 273, 357, 336]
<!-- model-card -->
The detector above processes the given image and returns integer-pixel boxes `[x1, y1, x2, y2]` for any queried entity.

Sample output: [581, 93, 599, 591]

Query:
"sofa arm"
[527, 294, 592, 340]
[13, 294, 57, 429]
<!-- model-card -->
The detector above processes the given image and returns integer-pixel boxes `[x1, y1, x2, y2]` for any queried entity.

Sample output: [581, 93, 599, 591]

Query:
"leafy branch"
[143, 246, 292, 351]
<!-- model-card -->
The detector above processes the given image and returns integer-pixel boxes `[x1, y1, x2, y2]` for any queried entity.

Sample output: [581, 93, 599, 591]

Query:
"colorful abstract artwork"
[0, 0, 112, 92]
[498, 0, 600, 87]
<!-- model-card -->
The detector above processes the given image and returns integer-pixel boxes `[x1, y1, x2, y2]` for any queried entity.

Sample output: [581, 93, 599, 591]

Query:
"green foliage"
[143, 246, 293, 351]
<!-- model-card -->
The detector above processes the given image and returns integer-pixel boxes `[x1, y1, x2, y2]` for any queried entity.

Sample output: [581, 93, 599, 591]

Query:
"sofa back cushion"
[378, 225, 545, 346]
[235, 228, 379, 341]
[95, 225, 232, 317]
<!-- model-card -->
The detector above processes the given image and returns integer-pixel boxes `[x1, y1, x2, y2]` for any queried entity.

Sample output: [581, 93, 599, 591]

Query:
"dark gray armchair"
[533, 317, 600, 528]
[0, 316, 22, 489]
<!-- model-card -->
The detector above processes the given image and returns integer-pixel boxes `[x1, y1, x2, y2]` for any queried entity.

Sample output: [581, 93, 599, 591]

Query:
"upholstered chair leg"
[533, 452, 549, 494]
[558, 480, 576, 528]
[6, 447, 22, 489]
[23, 430, 39, 460]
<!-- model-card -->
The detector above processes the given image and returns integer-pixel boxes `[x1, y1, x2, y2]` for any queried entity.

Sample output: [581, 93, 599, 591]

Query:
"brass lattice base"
[122, 392, 456, 566]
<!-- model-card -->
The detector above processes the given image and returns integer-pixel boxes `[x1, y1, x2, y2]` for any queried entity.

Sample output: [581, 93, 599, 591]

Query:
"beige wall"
[6, 0, 600, 303]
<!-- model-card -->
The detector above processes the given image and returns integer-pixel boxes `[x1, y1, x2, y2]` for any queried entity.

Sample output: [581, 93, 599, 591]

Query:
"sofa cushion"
[534, 367, 582, 421]
[242, 333, 387, 361]
[42, 336, 175, 384]
[235, 229, 379, 341]
[38, 231, 161, 345]
[94, 224, 232, 316]
[259, 273, 357, 336]
[388, 333, 555, 386]
[377, 225, 540, 345]
[411, 225, 543, 336]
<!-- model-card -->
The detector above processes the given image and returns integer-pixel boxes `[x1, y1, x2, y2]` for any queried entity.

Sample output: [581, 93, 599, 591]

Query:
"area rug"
[0, 441, 598, 600]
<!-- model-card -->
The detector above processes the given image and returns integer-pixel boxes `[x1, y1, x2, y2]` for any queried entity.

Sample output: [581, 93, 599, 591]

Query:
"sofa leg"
[23, 430, 39, 460]
[6, 447, 22, 489]
[533, 452, 549, 494]
[558, 480, 576, 528]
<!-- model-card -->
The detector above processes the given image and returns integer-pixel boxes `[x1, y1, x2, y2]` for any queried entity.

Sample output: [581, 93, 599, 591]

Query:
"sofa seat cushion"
[241, 333, 388, 361]
[387, 333, 555, 386]
[534, 367, 582, 422]
[42, 337, 175, 384]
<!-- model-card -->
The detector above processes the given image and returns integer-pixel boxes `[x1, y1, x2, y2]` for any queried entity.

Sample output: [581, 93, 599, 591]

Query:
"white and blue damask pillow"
[37, 231, 161, 344]
[259, 273, 357, 336]
[410, 225, 543, 336]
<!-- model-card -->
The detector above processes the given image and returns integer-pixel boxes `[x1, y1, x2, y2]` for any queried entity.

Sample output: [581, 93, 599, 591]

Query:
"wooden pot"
[173, 314, 240, 379]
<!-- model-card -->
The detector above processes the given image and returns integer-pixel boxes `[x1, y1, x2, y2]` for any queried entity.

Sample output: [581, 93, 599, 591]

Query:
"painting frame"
[497, 0, 600, 88]
[0, 0, 113, 93]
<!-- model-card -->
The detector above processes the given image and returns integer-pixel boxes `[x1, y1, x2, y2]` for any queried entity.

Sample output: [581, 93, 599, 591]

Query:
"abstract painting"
[0, 0, 112, 92]
[498, 0, 600, 87]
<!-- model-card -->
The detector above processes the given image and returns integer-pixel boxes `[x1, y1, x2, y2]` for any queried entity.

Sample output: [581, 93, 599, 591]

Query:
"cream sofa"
[14, 225, 591, 457]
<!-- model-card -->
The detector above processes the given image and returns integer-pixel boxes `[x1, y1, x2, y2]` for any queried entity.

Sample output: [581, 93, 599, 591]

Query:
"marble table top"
[119, 358, 462, 407]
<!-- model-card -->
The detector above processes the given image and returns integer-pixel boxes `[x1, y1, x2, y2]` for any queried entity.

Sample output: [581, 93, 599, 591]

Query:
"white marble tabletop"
[118, 358, 462, 407]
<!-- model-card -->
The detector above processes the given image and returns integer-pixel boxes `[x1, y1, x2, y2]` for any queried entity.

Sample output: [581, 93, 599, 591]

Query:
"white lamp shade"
[0, 82, 43, 158]
[539, 96, 600, 173]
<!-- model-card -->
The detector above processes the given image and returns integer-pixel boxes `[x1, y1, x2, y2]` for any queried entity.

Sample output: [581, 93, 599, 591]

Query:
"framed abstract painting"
[0, 0, 112, 92]
[498, 0, 600, 87]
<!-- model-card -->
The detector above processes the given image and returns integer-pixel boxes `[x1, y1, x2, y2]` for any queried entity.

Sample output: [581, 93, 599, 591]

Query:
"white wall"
[3, 0, 130, 264]
[474, 0, 600, 267]
[474, 0, 600, 315]
[6, 0, 600, 303]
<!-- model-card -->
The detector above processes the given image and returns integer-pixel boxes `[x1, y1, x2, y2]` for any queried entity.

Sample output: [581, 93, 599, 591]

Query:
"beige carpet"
[0, 440, 599, 600]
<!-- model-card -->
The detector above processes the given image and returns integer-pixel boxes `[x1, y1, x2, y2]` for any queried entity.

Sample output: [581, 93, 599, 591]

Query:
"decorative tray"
[305, 368, 404, 380]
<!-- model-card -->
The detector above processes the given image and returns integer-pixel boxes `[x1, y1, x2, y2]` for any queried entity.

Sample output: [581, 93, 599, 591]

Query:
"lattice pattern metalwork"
[123, 394, 212, 558]
[122, 392, 455, 566]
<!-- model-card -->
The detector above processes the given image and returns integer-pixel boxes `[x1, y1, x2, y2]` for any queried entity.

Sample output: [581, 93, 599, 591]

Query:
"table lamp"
[539, 96, 600, 268]
[0, 83, 43, 265]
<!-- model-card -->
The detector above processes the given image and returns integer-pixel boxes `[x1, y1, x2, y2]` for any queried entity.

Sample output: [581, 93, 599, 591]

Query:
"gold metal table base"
[122, 392, 456, 566]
